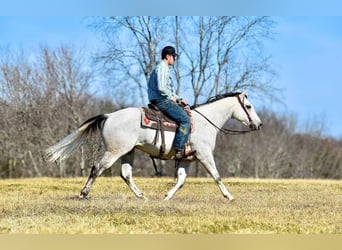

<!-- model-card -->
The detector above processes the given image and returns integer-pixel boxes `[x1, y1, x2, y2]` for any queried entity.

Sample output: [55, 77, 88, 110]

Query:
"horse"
[44, 91, 262, 201]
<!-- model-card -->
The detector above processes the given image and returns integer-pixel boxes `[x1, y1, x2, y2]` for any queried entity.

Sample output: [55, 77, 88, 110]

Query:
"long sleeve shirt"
[147, 60, 179, 101]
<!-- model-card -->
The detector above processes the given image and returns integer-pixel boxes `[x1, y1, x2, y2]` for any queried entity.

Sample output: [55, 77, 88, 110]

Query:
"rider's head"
[161, 46, 178, 60]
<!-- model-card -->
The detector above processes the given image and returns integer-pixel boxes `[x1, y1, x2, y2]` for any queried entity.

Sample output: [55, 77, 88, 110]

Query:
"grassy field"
[0, 177, 341, 234]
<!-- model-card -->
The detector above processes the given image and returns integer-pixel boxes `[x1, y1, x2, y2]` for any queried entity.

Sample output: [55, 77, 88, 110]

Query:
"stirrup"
[172, 149, 196, 161]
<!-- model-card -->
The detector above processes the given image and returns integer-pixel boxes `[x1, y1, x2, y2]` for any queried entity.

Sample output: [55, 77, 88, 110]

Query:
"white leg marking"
[164, 166, 188, 201]
[120, 151, 146, 200]
[198, 152, 234, 201]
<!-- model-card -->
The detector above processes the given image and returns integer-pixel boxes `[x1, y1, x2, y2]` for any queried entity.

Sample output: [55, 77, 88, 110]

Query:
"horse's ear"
[241, 90, 248, 97]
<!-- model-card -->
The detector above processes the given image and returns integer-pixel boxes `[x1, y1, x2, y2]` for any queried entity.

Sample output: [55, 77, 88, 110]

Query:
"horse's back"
[101, 107, 141, 150]
[106, 107, 140, 118]
[104, 107, 141, 130]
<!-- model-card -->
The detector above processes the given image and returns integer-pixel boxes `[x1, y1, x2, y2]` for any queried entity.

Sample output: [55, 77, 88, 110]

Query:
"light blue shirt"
[148, 60, 179, 101]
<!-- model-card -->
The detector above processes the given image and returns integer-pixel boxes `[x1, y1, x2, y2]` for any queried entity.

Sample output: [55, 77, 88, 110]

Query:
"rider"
[147, 46, 196, 160]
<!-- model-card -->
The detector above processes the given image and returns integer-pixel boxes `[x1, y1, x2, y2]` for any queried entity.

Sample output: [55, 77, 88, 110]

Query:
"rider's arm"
[157, 62, 179, 101]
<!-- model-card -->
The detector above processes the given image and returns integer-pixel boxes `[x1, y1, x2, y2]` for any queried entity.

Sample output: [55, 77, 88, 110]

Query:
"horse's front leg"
[164, 163, 189, 201]
[120, 150, 146, 200]
[216, 177, 234, 201]
[198, 152, 234, 201]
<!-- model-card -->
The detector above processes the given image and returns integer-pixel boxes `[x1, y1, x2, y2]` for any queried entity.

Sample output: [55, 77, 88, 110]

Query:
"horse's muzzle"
[250, 122, 262, 130]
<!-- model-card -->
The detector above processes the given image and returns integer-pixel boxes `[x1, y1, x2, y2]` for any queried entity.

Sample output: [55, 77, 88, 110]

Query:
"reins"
[192, 95, 256, 135]
[150, 93, 255, 176]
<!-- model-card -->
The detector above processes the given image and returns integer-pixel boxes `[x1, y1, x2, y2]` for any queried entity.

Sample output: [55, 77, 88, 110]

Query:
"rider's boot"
[173, 148, 196, 160]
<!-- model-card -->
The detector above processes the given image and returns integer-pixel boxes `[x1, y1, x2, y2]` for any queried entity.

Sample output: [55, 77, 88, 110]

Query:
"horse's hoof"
[226, 197, 235, 202]
[224, 194, 234, 202]
[79, 193, 88, 200]
[137, 193, 148, 201]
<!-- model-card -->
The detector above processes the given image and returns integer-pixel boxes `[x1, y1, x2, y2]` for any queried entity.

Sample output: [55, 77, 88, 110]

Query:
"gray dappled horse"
[45, 91, 262, 201]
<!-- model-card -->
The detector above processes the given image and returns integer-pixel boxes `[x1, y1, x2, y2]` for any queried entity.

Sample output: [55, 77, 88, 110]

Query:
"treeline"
[0, 46, 341, 179]
[213, 111, 341, 179]
[0, 46, 116, 178]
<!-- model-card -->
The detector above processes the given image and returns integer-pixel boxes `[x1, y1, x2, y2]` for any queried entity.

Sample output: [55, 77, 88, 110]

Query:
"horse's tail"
[44, 114, 108, 162]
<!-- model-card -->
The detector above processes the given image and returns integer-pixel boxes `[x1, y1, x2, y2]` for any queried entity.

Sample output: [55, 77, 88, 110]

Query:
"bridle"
[236, 94, 253, 125]
[193, 95, 256, 135]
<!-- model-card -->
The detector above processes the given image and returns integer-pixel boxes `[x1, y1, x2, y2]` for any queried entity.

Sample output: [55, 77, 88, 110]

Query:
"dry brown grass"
[0, 177, 341, 234]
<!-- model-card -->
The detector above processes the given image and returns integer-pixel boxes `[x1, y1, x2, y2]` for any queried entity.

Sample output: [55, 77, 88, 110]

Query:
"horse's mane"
[191, 92, 241, 109]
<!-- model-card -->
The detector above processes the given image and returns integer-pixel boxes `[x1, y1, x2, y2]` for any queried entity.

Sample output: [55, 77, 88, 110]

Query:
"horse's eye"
[246, 105, 251, 109]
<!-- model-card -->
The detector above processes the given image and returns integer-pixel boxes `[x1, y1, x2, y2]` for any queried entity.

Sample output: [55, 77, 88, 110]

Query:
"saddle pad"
[141, 107, 177, 132]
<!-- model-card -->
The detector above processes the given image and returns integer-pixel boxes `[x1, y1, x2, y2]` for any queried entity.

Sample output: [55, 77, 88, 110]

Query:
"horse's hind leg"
[80, 151, 118, 198]
[120, 150, 146, 200]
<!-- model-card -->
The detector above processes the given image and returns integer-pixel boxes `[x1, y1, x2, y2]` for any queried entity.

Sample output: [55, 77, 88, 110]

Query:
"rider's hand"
[178, 99, 188, 106]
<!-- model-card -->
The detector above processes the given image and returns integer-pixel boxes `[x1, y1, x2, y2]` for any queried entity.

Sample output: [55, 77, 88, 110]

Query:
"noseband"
[193, 95, 256, 135]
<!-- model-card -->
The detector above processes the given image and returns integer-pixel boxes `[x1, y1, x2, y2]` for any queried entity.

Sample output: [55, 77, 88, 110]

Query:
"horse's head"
[233, 91, 262, 130]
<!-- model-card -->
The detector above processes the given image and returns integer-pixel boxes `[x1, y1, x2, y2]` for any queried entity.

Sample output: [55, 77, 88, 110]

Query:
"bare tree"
[88, 16, 171, 106]
[89, 16, 278, 106]
[177, 16, 278, 104]
[0, 45, 100, 177]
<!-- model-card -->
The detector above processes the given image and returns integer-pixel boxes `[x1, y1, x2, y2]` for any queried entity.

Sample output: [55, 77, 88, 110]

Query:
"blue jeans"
[151, 99, 190, 150]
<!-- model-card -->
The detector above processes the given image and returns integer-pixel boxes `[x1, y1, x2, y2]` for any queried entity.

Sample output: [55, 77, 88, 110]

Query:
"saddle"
[141, 104, 193, 158]
[141, 104, 177, 132]
[141, 104, 176, 158]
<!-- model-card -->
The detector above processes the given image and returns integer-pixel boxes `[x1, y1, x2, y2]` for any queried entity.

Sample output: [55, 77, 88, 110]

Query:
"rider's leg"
[152, 99, 195, 159]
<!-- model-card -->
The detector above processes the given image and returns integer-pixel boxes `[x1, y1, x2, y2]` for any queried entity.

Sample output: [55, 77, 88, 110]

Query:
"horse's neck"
[196, 97, 235, 128]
